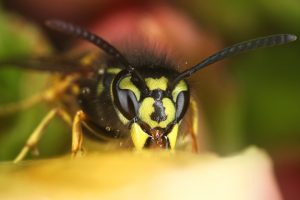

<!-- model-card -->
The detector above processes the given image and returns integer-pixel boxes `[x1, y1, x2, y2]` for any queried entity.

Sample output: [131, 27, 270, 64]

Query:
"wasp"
[0, 20, 296, 163]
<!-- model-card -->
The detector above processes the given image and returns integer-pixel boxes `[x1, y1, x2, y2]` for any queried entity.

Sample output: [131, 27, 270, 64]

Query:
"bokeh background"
[0, 0, 299, 199]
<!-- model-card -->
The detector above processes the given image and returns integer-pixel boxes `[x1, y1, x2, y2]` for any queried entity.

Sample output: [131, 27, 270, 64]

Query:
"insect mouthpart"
[147, 127, 171, 149]
[130, 122, 179, 150]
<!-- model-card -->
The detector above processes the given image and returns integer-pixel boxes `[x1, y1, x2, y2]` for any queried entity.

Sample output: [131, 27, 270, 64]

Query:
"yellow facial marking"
[139, 97, 175, 128]
[110, 81, 129, 124]
[172, 80, 188, 102]
[139, 97, 157, 128]
[159, 98, 176, 128]
[107, 68, 122, 74]
[145, 77, 168, 91]
[116, 110, 129, 125]
[167, 124, 179, 149]
[119, 76, 141, 100]
[131, 123, 149, 150]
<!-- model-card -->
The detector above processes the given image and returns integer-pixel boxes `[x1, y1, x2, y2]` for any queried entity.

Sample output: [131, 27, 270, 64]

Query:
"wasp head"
[112, 68, 190, 150]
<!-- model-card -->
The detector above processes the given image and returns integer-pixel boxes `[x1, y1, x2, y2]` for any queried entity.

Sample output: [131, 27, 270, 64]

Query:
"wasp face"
[112, 69, 189, 150]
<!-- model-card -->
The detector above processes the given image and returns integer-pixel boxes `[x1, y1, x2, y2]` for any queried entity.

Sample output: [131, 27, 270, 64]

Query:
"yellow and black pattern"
[107, 63, 190, 149]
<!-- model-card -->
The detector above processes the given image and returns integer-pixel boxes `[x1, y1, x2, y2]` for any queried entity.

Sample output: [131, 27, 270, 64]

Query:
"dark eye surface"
[114, 89, 139, 119]
[112, 70, 140, 121]
[171, 80, 189, 122]
[175, 91, 189, 121]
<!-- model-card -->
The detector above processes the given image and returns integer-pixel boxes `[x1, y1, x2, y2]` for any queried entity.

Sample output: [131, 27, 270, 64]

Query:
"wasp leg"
[57, 108, 72, 127]
[71, 110, 86, 157]
[0, 75, 78, 116]
[0, 94, 44, 116]
[189, 97, 200, 153]
[13, 108, 70, 163]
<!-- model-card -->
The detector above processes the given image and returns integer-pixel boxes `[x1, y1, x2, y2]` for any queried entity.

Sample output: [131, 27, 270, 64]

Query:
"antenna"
[46, 20, 146, 88]
[171, 34, 297, 87]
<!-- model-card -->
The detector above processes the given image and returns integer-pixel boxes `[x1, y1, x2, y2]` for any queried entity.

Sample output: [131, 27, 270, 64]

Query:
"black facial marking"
[151, 100, 167, 123]
[151, 89, 163, 100]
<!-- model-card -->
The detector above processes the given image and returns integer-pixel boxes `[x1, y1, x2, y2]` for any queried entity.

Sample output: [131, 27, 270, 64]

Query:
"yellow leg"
[71, 110, 86, 157]
[0, 94, 44, 116]
[13, 108, 71, 163]
[189, 97, 200, 153]
[14, 108, 56, 163]
[0, 75, 79, 116]
[57, 108, 72, 126]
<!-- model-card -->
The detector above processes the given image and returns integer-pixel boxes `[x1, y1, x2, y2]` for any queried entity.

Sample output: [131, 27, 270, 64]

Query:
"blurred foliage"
[177, 0, 300, 154]
[232, 47, 300, 147]
[0, 11, 70, 160]
[177, 0, 300, 40]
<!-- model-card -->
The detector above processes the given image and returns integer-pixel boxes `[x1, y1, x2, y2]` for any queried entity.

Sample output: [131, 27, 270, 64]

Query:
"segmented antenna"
[46, 20, 147, 88]
[46, 20, 132, 69]
[171, 34, 297, 87]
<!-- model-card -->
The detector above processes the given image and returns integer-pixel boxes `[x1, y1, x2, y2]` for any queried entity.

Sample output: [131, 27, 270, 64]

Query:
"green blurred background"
[179, 0, 300, 155]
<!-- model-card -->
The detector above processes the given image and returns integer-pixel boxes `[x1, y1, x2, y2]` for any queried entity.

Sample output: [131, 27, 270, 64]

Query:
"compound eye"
[115, 89, 139, 120]
[175, 91, 189, 120]
[112, 71, 141, 121]
[171, 80, 189, 121]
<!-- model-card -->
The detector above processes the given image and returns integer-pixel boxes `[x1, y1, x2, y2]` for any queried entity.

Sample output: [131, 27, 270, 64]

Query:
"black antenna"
[46, 20, 146, 87]
[171, 34, 297, 87]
